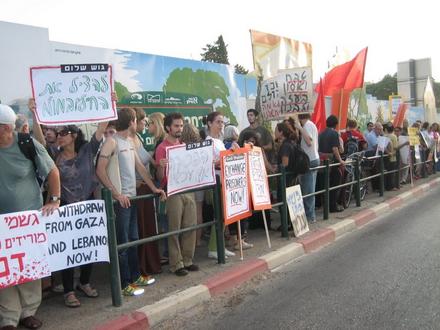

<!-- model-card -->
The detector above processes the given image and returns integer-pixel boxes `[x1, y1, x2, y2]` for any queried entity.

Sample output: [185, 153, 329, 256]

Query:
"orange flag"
[393, 103, 408, 128]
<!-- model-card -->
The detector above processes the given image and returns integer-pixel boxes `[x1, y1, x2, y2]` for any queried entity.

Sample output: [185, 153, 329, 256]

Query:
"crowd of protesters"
[1, 99, 439, 329]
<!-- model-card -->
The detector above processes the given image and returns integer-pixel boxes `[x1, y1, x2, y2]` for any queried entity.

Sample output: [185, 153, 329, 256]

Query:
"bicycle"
[341, 151, 369, 208]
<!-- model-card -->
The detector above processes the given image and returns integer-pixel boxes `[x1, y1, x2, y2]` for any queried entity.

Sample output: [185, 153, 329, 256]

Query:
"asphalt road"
[177, 190, 440, 329]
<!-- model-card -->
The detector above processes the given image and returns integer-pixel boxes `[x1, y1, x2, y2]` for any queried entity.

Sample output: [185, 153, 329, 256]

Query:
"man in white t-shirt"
[295, 113, 320, 222]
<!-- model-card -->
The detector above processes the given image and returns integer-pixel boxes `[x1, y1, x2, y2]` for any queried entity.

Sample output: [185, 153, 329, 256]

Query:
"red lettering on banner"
[0, 257, 10, 278]
[4, 213, 40, 230]
[11, 253, 25, 272]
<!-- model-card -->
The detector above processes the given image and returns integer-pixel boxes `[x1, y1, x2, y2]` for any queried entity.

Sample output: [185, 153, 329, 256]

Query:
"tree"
[201, 35, 249, 75]
[366, 73, 397, 100]
[234, 64, 249, 75]
[163, 68, 238, 125]
[201, 35, 229, 65]
[114, 81, 130, 100]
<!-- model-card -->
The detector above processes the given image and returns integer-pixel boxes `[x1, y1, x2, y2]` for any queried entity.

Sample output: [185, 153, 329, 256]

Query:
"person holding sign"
[96, 108, 166, 296]
[156, 113, 199, 276]
[0, 105, 60, 330]
[202, 111, 236, 260]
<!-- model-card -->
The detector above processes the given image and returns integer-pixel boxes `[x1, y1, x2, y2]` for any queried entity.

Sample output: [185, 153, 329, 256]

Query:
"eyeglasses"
[58, 130, 72, 137]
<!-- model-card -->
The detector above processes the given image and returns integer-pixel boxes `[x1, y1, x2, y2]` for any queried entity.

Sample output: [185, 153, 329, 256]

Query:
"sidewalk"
[35, 174, 440, 330]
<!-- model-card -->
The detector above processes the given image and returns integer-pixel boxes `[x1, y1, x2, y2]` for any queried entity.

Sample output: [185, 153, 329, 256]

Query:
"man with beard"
[156, 112, 199, 276]
[238, 109, 273, 157]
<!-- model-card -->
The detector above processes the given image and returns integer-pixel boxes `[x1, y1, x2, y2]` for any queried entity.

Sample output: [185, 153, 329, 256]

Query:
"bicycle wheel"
[342, 173, 354, 209]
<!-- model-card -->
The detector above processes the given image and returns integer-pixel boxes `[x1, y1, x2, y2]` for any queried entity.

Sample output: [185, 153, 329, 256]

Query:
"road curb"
[95, 177, 440, 329]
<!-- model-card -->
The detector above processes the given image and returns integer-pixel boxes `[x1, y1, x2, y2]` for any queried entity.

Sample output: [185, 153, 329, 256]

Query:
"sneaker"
[225, 248, 235, 257]
[52, 284, 64, 293]
[122, 284, 144, 296]
[134, 275, 156, 286]
[175, 268, 189, 276]
[184, 264, 199, 272]
[208, 251, 228, 259]
[234, 240, 253, 251]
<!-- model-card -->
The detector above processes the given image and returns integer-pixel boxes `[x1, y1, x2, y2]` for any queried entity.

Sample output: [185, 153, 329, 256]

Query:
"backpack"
[344, 131, 359, 156]
[287, 143, 310, 176]
[17, 133, 45, 186]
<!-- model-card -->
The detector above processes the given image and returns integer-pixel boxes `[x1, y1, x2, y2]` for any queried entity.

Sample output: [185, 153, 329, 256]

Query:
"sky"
[1, 0, 438, 83]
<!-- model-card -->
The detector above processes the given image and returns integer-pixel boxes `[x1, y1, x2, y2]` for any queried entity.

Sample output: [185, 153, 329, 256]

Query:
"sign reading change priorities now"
[30, 63, 117, 125]
[260, 67, 313, 120]
[220, 149, 252, 225]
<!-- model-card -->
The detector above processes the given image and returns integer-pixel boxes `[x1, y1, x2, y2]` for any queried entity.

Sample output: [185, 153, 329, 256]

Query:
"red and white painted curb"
[96, 178, 440, 330]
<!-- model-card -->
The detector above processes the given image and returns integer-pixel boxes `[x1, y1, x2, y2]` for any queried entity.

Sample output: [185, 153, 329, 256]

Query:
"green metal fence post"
[279, 165, 289, 238]
[354, 157, 361, 207]
[102, 188, 122, 307]
[323, 159, 330, 220]
[396, 148, 401, 186]
[379, 152, 385, 197]
[421, 149, 427, 178]
[213, 176, 226, 264]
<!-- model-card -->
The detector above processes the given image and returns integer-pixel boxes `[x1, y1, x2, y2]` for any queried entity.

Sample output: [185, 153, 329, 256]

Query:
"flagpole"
[338, 88, 344, 131]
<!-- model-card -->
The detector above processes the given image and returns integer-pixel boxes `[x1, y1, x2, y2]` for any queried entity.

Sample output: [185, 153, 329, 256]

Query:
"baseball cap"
[0, 105, 17, 125]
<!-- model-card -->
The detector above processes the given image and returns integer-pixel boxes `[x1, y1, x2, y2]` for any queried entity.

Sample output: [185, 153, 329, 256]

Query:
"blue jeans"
[299, 159, 320, 221]
[114, 203, 140, 288]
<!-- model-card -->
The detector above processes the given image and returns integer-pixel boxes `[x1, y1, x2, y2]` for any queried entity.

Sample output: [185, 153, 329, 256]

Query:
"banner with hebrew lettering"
[0, 210, 50, 289]
[44, 200, 109, 272]
[260, 67, 313, 120]
[30, 63, 117, 125]
[166, 140, 215, 196]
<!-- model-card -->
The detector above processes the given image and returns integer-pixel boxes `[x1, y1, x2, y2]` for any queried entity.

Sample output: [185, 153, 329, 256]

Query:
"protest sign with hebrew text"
[0, 210, 50, 289]
[30, 64, 117, 125]
[166, 140, 215, 196]
[286, 185, 309, 237]
[220, 149, 252, 225]
[260, 67, 313, 120]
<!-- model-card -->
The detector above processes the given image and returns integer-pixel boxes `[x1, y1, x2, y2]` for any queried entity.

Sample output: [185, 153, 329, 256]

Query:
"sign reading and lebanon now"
[220, 149, 252, 225]
[30, 63, 117, 125]
[0, 200, 109, 289]
[166, 140, 215, 196]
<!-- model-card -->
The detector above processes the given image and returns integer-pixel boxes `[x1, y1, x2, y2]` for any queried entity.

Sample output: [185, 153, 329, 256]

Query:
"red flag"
[321, 47, 368, 96]
[312, 78, 326, 132]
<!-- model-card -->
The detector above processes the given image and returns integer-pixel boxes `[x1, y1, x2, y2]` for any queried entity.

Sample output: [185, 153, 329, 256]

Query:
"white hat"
[0, 104, 17, 125]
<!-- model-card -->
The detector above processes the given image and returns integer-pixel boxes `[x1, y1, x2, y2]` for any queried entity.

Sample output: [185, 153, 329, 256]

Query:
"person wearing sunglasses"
[29, 100, 108, 307]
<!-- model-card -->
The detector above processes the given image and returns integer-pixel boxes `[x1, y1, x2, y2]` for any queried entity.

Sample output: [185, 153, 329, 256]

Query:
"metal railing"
[103, 147, 436, 306]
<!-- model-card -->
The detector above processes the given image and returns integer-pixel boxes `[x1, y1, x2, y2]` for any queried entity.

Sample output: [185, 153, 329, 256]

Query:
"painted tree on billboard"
[163, 68, 238, 125]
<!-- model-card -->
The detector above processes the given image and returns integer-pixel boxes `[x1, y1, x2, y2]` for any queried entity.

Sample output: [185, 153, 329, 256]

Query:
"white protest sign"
[286, 185, 309, 237]
[166, 140, 215, 196]
[248, 147, 271, 210]
[30, 64, 117, 125]
[220, 149, 252, 225]
[0, 211, 50, 289]
[44, 200, 109, 272]
[398, 136, 410, 164]
[260, 67, 313, 120]
[376, 136, 390, 155]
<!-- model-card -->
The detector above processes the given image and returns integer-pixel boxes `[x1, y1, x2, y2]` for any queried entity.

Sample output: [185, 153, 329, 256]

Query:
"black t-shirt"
[318, 128, 339, 154]
[277, 139, 295, 165]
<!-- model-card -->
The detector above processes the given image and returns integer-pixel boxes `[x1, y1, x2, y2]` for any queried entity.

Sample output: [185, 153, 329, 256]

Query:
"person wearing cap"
[0, 104, 60, 330]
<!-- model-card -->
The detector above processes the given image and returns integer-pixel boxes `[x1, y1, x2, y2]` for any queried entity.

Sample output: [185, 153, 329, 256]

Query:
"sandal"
[76, 283, 98, 298]
[19, 316, 42, 329]
[64, 292, 81, 308]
